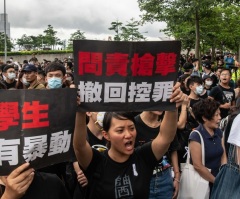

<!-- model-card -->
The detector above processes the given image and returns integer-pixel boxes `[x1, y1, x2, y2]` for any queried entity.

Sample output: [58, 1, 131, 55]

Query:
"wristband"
[174, 178, 180, 183]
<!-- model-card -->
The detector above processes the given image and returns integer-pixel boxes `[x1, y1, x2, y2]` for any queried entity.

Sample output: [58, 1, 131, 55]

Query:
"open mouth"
[125, 141, 133, 150]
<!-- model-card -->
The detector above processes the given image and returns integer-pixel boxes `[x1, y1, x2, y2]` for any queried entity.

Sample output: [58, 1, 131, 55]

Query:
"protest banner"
[73, 40, 181, 112]
[0, 89, 77, 175]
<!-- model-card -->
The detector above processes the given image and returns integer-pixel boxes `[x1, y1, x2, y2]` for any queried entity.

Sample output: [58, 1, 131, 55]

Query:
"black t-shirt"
[3, 80, 16, 89]
[180, 86, 191, 96]
[177, 100, 199, 165]
[209, 85, 235, 118]
[87, 127, 107, 150]
[200, 91, 208, 99]
[134, 114, 179, 166]
[0, 172, 71, 199]
[73, 127, 107, 199]
[85, 142, 157, 199]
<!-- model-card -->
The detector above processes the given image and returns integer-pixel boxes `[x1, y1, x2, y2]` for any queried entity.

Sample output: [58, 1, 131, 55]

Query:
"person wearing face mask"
[65, 72, 75, 88]
[2, 65, 17, 89]
[22, 64, 45, 90]
[187, 75, 207, 105]
[45, 62, 66, 89]
[202, 60, 218, 87]
[38, 61, 75, 197]
[16, 71, 29, 89]
[203, 75, 213, 96]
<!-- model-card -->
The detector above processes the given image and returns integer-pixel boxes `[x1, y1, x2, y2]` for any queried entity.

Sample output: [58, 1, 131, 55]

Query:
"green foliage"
[0, 32, 13, 51]
[67, 30, 86, 50]
[137, 0, 240, 58]
[15, 25, 62, 51]
[108, 18, 146, 41]
[0, 50, 73, 56]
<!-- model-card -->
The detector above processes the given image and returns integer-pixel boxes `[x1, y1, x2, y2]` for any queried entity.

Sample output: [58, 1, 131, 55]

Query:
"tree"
[109, 18, 146, 41]
[16, 34, 33, 50]
[108, 21, 123, 41]
[43, 25, 60, 49]
[67, 30, 86, 50]
[137, 0, 240, 59]
[0, 32, 13, 51]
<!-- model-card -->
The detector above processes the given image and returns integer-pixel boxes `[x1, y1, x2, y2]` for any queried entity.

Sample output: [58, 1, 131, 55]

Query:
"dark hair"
[3, 64, 14, 72]
[192, 98, 220, 124]
[103, 112, 135, 132]
[67, 62, 73, 69]
[45, 62, 66, 76]
[220, 68, 232, 76]
[37, 69, 46, 77]
[186, 75, 203, 89]
[215, 66, 223, 72]
[16, 71, 25, 89]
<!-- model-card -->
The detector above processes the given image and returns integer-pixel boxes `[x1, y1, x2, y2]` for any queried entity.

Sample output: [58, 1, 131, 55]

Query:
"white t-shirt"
[227, 114, 240, 147]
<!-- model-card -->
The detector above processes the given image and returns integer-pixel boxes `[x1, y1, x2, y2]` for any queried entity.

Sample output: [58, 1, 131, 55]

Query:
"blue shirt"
[189, 124, 223, 177]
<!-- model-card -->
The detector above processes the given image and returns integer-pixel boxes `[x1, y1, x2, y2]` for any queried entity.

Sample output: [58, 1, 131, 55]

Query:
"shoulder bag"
[210, 144, 240, 199]
[177, 130, 210, 199]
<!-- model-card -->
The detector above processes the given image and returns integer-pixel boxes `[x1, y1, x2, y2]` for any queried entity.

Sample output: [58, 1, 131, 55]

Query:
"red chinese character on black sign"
[131, 53, 154, 76]
[78, 52, 103, 76]
[0, 102, 20, 131]
[106, 53, 129, 76]
[155, 53, 177, 76]
[22, 101, 49, 129]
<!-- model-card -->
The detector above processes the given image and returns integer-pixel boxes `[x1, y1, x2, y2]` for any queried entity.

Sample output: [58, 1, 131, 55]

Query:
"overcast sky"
[0, 0, 167, 41]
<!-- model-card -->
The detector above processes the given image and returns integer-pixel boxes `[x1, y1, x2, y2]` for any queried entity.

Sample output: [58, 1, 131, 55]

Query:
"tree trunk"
[195, 9, 200, 60]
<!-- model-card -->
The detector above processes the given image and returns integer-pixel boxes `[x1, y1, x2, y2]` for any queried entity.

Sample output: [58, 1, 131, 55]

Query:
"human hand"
[1, 163, 34, 199]
[182, 95, 189, 106]
[222, 102, 231, 109]
[172, 179, 179, 199]
[77, 170, 88, 187]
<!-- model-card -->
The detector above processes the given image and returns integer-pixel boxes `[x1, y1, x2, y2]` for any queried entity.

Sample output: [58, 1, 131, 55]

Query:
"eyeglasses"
[220, 74, 230, 76]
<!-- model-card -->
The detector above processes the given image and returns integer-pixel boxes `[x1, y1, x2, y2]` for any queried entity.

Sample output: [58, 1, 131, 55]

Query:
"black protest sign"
[73, 40, 181, 112]
[0, 89, 77, 175]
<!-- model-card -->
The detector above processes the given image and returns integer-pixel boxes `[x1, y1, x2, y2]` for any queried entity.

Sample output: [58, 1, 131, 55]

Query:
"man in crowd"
[209, 68, 235, 119]
[201, 60, 218, 87]
[22, 64, 45, 89]
[1, 64, 17, 89]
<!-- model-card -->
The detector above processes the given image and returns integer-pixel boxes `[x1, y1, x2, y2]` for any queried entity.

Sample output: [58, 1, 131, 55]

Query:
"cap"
[202, 61, 211, 69]
[22, 64, 37, 72]
[3, 65, 14, 72]
[202, 74, 212, 81]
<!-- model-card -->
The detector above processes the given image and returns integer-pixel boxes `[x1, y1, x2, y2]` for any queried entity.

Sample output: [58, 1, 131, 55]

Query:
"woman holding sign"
[73, 84, 185, 199]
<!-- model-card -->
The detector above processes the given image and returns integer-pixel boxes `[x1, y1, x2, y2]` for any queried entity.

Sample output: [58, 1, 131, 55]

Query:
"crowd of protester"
[0, 50, 240, 199]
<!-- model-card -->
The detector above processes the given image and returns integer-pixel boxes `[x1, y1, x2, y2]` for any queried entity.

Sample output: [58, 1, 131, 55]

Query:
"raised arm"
[73, 112, 93, 170]
[152, 84, 185, 160]
[177, 96, 189, 129]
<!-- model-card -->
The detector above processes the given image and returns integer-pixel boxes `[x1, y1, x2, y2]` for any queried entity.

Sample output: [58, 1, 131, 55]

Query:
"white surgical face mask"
[66, 77, 72, 82]
[194, 85, 204, 95]
[2, 74, 7, 81]
[8, 72, 16, 80]
[22, 77, 30, 87]
[205, 80, 213, 86]
[95, 112, 105, 128]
